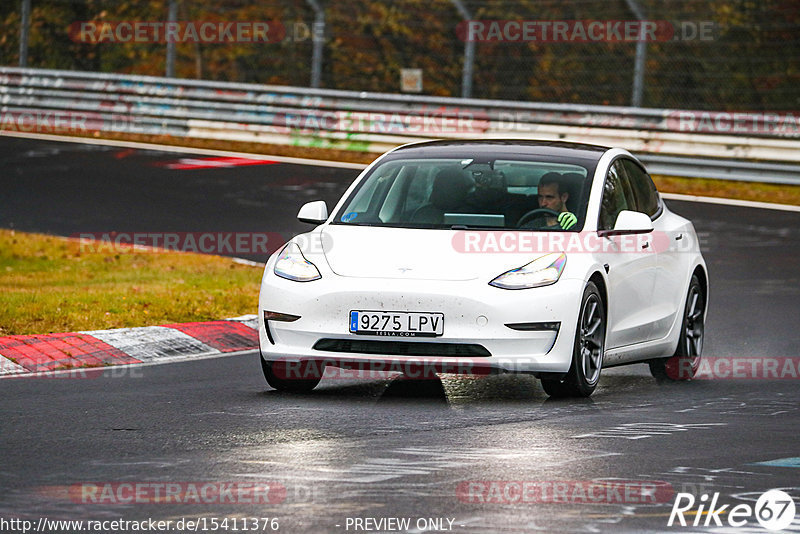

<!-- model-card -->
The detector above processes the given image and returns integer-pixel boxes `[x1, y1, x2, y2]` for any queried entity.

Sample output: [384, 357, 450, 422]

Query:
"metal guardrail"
[2, 67, 799, 184]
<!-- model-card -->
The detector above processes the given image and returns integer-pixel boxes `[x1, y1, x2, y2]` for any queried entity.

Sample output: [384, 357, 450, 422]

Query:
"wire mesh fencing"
[1, 0, 798, 111]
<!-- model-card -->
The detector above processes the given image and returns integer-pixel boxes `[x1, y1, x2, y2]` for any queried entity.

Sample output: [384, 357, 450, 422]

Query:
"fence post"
[306, 0, 325, 88]
[451, 0, 474, 98]
[19, 0, 31, 67]
[625, 0, 647, 107]
[165, 0, 178, 78]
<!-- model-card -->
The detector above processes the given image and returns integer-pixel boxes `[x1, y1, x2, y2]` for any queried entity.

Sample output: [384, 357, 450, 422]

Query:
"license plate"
[349, 311, 444, 337]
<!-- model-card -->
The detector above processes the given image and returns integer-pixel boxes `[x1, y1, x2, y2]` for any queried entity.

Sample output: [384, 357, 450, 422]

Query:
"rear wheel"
[649, 274, 705, 381]
[261, 357, 321, 393]
[541, 282, 605, 398]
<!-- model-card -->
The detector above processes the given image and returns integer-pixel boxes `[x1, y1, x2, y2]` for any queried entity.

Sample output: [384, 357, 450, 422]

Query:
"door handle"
[675, 233, 683, 241]
[641, 241, 650, 249]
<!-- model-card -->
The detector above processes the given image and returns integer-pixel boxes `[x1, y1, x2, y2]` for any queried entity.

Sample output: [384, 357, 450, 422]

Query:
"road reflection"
[377, 375, 449, 404]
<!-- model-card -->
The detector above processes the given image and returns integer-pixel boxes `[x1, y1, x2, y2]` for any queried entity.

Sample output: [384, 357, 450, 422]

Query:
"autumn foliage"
[1, 0, 798, 110]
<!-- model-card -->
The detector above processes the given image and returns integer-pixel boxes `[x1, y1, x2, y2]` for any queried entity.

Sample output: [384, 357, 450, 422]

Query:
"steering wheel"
[517, 208, 560, 228]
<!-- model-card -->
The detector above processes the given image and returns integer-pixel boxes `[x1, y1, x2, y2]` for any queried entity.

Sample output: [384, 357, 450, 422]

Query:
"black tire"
[541, 282, 605, 398]
[261, 356, 321, 393]
[649, 274, 705, 382]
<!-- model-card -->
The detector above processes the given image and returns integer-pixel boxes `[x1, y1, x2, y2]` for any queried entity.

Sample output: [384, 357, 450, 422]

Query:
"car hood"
[318, 225, 556, 281]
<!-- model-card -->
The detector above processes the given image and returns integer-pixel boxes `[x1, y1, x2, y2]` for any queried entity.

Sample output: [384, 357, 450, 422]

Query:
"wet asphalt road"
[1, 136, 799, 533]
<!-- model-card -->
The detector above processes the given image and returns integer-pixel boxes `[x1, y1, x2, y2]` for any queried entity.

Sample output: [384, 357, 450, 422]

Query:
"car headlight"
[274, 243, 321, 282]
[489, 253, 566, 290]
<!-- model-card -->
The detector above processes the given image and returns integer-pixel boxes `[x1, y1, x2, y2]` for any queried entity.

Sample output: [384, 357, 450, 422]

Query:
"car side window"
[622, 159, 660, 218]
[599, 160, 632, 230]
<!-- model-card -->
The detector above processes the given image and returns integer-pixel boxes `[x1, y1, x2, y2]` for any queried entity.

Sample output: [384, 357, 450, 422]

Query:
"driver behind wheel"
[522, 172, 577, 230]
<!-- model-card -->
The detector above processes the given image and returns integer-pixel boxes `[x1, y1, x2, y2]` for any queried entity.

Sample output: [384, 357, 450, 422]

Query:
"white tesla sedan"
[258, 140, 708, 397]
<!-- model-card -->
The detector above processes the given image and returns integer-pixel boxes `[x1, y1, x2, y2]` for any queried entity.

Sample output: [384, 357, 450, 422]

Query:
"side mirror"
[599, 210, 653, 236]
[297, 200, 328, 224]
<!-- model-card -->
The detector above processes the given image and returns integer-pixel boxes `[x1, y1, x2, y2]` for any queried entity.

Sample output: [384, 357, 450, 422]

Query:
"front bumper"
[258, 272, 585, 375]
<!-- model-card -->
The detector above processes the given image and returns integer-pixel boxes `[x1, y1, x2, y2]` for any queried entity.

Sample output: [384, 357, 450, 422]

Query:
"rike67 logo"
[668, 489, 796, 530]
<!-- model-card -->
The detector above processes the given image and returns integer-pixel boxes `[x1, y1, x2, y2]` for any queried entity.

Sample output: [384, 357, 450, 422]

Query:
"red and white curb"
[0, 315, 259, 377]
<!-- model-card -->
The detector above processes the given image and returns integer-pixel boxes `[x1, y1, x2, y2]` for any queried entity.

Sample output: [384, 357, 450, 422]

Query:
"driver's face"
[538, 183, 567, 212]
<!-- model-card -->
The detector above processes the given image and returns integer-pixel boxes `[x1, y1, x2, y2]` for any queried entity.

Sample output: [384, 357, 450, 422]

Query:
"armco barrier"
[1, 67, 799, 184]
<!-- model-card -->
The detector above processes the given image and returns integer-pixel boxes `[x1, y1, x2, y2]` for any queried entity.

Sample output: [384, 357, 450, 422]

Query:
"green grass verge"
[0, 229, 262, 336]
[652, 175, 800, 206]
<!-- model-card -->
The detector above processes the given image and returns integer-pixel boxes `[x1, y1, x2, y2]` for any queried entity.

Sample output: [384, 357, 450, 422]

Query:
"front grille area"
[312, 339, 491, 357]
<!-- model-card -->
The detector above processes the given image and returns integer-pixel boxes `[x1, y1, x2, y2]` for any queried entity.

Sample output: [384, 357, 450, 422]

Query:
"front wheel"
[649, 274, 705, 382]
[541, 282, 605, 398]
[261, 356, 321, 393]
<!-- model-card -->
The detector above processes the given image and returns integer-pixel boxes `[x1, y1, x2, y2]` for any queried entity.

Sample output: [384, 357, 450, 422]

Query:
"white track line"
[0, 348, 259, 380]
[661, 192, 800, 213]
[4, 131, 799, 212]
[0, 131, 367, 170]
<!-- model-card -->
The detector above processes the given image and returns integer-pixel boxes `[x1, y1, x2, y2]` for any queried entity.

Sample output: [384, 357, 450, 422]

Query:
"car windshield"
[332, 157, 593, 231]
